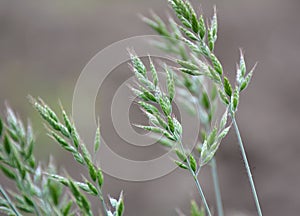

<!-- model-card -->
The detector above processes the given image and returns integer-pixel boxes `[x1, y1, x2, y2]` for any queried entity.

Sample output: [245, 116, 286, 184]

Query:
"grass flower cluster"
[0, 0, 262, 215]
[134, 0, 262, 215]
[0, 99, 124, 216]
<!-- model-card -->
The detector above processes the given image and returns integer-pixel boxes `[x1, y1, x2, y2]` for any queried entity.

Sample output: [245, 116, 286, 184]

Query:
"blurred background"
[1, 0, 300, 215]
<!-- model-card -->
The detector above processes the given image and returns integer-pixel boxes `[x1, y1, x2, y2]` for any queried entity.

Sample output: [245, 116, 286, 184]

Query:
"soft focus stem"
[179, 142, 212, 216]
[96, 184, 109, 216]
[210, 158, 224, 216]
[192, 173, 212, 216]
[0, 185, 21, 216]
[232, 116, 263, 216]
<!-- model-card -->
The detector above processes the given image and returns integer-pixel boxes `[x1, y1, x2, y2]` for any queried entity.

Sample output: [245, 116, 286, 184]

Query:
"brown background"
[1, 0, 300, 215]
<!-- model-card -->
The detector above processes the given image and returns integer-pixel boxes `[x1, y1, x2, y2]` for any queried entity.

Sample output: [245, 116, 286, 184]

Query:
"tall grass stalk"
[179, 142, 212, 216]
[139, 0, 263, 214]
[0, 186, 21, 216]
[232, 117, 262, 216]
[142, 4, 225, 215]
[210, 158, 223, 216]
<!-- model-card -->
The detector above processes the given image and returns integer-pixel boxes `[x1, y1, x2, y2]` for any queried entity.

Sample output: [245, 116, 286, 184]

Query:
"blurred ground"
[1, 0, 300, 215]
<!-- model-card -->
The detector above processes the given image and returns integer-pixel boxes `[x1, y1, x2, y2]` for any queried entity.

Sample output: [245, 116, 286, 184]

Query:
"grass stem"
[179, 142, 212, 216]
[192, 174, 212, 216]
[0, 185, 21, 216]
[232, 117, 263, 216]
[210, 158, 224, 216]
[96, 184, 109, 216]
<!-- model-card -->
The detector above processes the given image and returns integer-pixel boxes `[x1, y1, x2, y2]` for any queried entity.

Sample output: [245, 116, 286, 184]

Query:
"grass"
[134, 0, 262, 215]
[0, 0, 262, 215]
[0, 100, 124, 216]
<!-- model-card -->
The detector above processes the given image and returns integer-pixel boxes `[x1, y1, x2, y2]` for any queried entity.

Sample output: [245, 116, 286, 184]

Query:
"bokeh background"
[1, 0, 300, 215]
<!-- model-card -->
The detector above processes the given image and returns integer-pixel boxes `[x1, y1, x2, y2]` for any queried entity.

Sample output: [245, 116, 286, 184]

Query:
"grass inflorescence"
[135, 0, 262, 215]
[0, 0, 262, 215]
[0, 99, 124, 216]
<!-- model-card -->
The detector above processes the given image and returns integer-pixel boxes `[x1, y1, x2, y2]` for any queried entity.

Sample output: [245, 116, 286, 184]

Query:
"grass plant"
[135, 0, 262, 215]
[0, 100, 124, 216]
[0, 0, 262, 215]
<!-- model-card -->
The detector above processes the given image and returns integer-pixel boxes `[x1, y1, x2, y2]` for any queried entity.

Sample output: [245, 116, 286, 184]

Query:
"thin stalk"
[210, 158, 224, 216]
[0, 185, 21, 216]
[179, 142, 212, 216]
[96, 184, 109, 216]
[32, 203, 41, 216]
[232, 117, 263, 216]
[192, 173, 212, 216]
[202, 117, 224, 216]
[198, 83, 224, 215]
